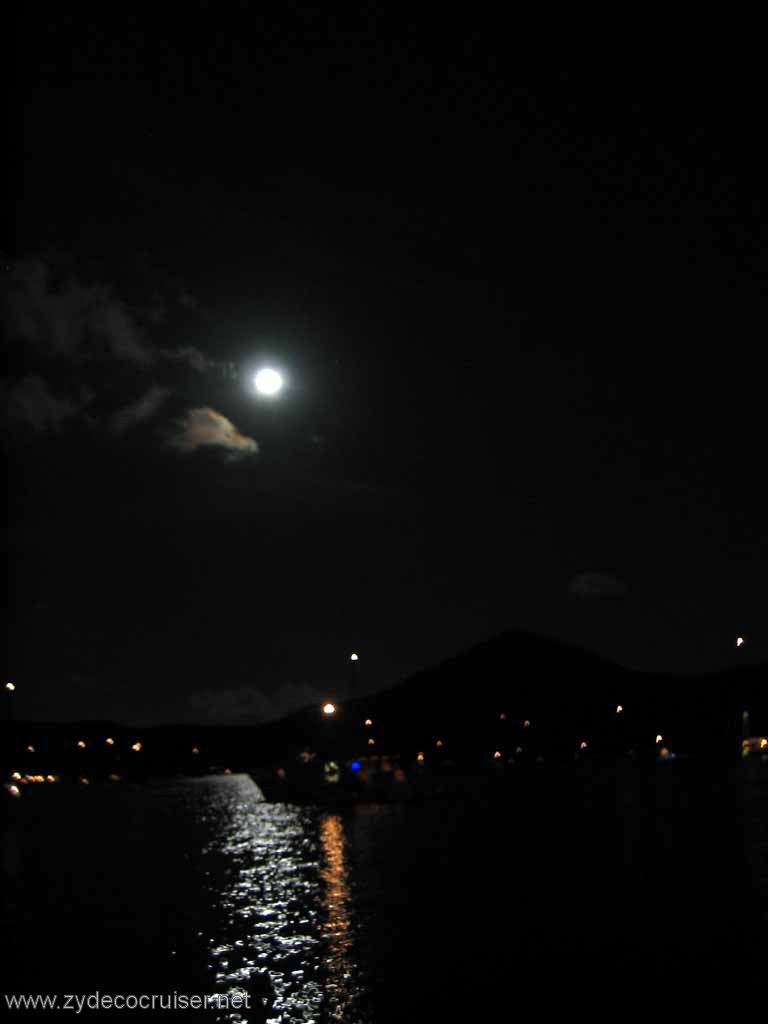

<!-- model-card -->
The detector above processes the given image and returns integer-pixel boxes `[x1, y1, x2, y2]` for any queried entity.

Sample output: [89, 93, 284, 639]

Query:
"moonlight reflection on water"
[199, 775, 365, 1023]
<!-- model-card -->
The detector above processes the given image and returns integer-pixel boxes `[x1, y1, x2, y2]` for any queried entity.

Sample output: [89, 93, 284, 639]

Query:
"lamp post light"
[346, 651, 361, 699]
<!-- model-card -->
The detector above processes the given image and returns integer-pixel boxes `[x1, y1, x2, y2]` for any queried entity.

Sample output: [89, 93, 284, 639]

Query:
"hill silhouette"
[3, 631, 765, 777]
[251, 629, 767, 765]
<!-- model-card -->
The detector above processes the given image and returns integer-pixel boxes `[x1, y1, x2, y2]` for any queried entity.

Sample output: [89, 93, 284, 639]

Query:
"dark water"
[1, 764, 767, 1020]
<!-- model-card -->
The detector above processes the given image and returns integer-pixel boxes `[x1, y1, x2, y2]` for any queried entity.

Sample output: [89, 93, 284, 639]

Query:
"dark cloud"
[2, 257, 214, 374]
[168, 407, 259, 457]
[183, 682, 324, 724]
[3, 258, 152, 363]
[3, 374, 81, 432]
[568, 572, 628, 599]
[1, 257, 230, 450]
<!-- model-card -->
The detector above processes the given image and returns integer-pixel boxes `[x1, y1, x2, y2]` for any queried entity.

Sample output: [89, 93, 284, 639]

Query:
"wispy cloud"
[110, 385, 170, 434]
[158, 345, 224, 374]
[169, 407, 258, 457]
[569, 571, 628, 598]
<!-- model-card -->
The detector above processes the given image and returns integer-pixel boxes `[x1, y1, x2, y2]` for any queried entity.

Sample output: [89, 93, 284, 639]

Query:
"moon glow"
[254, 368, 284, 396]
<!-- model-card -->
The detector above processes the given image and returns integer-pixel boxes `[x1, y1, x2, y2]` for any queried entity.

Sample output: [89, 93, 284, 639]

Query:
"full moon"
[254, 368, 283, 396]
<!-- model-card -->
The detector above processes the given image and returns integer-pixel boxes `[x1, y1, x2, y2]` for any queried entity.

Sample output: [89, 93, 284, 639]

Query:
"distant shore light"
[736, 636, 745, 647]
[616, 705, 623, 714]
[655, 734, 663, 744]
[322, 702, 336, 716]
[5, 682, 15, 691]
[350, 652, 359, 661]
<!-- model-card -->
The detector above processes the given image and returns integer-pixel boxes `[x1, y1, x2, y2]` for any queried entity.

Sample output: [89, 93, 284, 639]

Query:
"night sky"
[3, 10, 767, 724]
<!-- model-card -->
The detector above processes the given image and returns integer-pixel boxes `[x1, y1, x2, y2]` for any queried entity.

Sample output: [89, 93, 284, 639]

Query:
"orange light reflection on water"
[320, 813, 355, 1021]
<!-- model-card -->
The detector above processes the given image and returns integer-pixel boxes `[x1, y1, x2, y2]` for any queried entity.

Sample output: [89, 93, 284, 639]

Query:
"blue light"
[350, 761, 361, 772]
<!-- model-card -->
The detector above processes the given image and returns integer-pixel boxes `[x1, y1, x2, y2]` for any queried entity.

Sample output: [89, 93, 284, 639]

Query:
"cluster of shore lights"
[77, 736, 140, 748]
[5, 774, 58, 792]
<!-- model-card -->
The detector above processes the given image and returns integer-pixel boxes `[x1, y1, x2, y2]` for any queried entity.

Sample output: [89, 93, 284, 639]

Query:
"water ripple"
[184, 774, 367, 1024]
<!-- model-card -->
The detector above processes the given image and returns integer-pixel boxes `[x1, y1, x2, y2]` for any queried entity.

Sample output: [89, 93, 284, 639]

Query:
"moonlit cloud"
[169, 407, 258, 457]
[111, 385, 170, 433]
